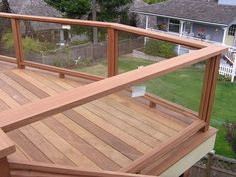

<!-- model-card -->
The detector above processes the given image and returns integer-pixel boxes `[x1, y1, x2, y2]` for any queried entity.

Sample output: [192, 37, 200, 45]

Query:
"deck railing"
[0, 13, 228, 177]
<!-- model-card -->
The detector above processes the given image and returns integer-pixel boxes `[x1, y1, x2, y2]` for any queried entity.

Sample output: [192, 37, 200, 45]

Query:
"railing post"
[11, 18, 25, 69]
[0, 129, 16, 177]
[0, 157, 11, 177]
[107, 28, 118, 77]
[199, 55, 221, 131]
[205, 151, 215, 177]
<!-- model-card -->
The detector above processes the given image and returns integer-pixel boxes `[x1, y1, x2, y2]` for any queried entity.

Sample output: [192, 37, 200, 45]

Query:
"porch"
[145, 15, 236, 49]
[0, 13, 227, 177]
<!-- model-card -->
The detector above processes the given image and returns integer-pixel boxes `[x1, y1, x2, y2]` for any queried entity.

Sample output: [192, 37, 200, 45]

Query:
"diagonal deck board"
[0, 62, 198, 171]
[42, 117, 121, 170]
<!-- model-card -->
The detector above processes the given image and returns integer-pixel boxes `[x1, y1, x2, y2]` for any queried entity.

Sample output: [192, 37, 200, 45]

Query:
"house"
[132, 0, 236, 52]
[8, 0, 70, 44]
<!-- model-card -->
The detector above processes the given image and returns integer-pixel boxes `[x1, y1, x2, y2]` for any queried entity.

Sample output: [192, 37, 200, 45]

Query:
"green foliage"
[44, 0, 91, 19]
[44, 0, 134, 24]
[2, 32, 56, 53]
[144, 0, 166, 4]
[70, 40, 89, 46]
[22, 37, 42, 53]
[218, 75, 232, 82]
[143, 39, 176, 58]
[2, 32, 14, 49]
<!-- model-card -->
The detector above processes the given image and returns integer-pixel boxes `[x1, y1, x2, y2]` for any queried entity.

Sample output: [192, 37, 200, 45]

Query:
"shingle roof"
[133, 0, 236, 26]
[8, 0, 62, 31]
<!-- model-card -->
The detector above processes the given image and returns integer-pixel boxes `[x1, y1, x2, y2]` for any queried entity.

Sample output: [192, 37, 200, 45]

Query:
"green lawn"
[74, 56, 236, 159]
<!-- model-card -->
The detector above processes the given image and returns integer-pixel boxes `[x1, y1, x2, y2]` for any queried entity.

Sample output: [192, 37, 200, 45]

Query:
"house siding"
[154, 16, 225, 43]
[218, 0, 236, 6]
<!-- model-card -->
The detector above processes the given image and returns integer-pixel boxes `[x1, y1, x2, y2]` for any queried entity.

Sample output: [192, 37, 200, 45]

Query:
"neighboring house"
[132, 0, 236, 51]
[8, 0, 70, 45]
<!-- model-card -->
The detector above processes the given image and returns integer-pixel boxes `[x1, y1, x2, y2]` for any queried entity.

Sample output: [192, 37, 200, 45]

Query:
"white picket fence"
[219, 54, 236, 83]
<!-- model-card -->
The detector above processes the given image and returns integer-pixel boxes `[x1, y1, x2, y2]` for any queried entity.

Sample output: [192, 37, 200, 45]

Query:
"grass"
[74, 56, 236, 159]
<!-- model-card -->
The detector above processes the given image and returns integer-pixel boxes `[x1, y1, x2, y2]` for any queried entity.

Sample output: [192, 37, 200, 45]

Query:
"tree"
[44, 0, 133, 23]
[44, 0, 91, 19]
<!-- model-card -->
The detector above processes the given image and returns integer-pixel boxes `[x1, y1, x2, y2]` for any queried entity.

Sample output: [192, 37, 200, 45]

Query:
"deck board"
[0, 62, 198, 171]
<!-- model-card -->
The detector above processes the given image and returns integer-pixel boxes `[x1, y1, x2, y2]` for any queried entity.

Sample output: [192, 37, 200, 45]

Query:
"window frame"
[168, 19, 180, 33]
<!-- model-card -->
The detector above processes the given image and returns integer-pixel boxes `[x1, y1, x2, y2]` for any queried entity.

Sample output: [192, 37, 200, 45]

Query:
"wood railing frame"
[0, 13, 228, 175]
[0, 129, 16, 177]
[107, 28, 118, 77]
[11, 18, 25, 69]
[9, 160, 157, 177]
[199, 55, 221, 131]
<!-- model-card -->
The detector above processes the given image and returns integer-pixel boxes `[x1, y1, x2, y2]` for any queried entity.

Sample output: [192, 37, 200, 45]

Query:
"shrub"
[2, 32, 55, 53]
[218, 75, 232, 82]
[2, 32, 14, 49]
[143, 39, 176, 58]
[225, 121, 236, 153]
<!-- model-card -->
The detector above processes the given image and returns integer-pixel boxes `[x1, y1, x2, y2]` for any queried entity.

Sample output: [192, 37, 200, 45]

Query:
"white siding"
[218, 0, 236, 5]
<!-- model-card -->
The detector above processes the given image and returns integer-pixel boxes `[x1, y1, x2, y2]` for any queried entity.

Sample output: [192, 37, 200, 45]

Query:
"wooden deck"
[0, 61, 195, 171]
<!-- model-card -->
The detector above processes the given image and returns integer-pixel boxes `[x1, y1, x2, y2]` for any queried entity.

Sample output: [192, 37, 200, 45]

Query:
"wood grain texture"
[11, 19, 25, 69]
[119, 120, 205, 173]
[0, 46, 227, 133]
[9, 160, 157, 177]
[0, 59, 219, 174]
[107, 28, 118, 77]
[0, 157, 11, 177]
[0, 129, 15, 159]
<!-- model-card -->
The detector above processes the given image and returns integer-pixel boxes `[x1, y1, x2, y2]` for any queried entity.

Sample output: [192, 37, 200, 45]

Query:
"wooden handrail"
[0, 12, 210, 48]
[119, 120, 205, 173]
[0, 129, 16, 177]
[0, 129, 15, 159]
[0, 55, 16, 64]
[0, 46, 227, 132]
[9, 160, 157, 177]
[23, 60, 104, 81]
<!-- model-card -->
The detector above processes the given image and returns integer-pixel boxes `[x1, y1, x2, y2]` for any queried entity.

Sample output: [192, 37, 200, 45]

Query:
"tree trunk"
[92, 0, 98, 44]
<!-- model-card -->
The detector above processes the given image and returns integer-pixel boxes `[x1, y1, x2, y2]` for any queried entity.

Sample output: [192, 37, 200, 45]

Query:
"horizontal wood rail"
[0, 46, 227, 132]
[0, 129, 15, 159]
[119, 120, 205, 173]
[0, 129, 16, 177]
[0, 13, 210, 48]
[23, 61, 104, 81]
[0, 55, 17, 64]
[141, 127, 217, 175]
[9, 160, 156, 177]
[143, 93, 199, 118]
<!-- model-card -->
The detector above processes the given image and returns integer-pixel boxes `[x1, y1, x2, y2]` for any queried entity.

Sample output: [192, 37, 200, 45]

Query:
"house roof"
[8, 0, 63, 31]
[132, 0, 236, 26]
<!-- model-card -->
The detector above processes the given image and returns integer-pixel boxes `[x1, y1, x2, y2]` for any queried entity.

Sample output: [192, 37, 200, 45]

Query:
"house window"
[228, 25, 236, 36]
[169, 19, 180, 33]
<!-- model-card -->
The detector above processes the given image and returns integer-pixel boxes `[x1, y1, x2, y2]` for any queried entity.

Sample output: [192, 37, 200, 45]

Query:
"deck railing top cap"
[0, 12, 214, 49]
